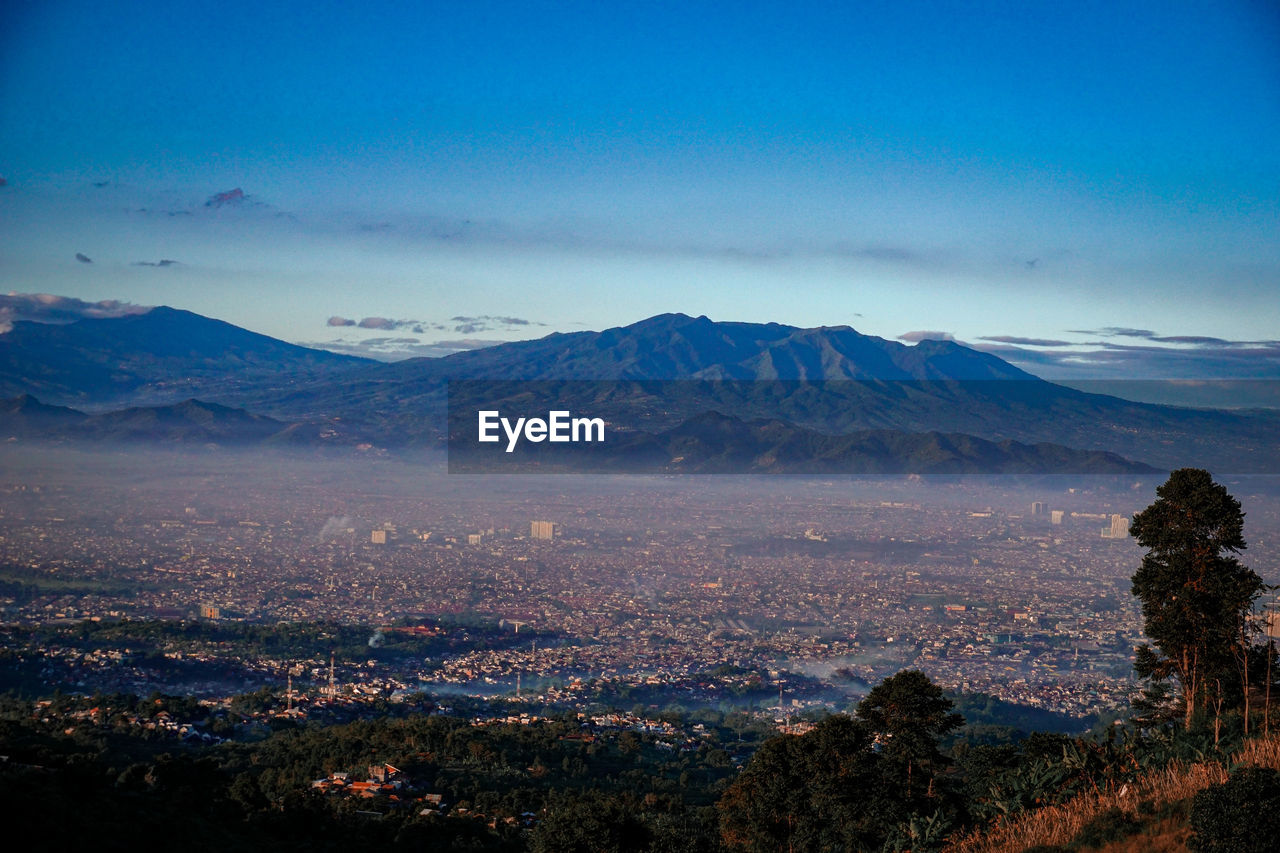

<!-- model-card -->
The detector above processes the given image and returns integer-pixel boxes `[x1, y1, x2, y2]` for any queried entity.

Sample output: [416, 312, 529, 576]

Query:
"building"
[371, 529, 387, 544]
[1031, 501, 1046, 517]
[530, 521, 554, 540]
[1050, 510, 1065, 525]
[1101, 514, 1129, 539]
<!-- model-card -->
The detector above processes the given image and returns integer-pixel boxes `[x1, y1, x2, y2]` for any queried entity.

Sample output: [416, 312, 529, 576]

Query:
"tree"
[855, 669, 963, 801]
[717, 714, 886, 852]
[1130, 468, 1264, 729]
[531, 792, 651, 853]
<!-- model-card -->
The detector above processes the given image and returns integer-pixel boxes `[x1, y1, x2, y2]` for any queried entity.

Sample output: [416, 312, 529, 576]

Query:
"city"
[10, 447, 1277, 724]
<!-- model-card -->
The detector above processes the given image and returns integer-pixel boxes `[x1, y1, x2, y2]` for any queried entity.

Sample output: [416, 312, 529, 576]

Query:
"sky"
[2, 0, 1278, 381]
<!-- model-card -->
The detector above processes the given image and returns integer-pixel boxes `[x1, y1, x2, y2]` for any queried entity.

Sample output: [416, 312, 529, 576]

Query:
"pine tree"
[1130, 469, 1264, 729]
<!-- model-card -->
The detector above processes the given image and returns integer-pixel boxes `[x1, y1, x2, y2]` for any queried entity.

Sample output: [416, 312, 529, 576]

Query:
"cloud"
[0, 292, 153, 332]
[898, 330, 955, 343]
[304, 336, 503, 361]
[327, 316, 356, 327]
[133, 259, 180, 267]
[970, 336, 1280, 383]
[451, 314, 535, 326]
[430, 338, 505, 351]
[1069, 327, 1157, 339]
[831, 244, 929, 264]
[75, 252, 92, 263]
[968, 343, 1066, 364]
[978, 335, 1072, 347]
[356, 316, 413, 330]
[1149, 335, 1235, 346]
[449, 314, 545, 334]
[205, 187, 247, 208]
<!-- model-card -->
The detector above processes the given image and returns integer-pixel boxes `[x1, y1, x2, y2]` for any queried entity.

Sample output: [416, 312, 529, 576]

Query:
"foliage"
[529, 792, 651, 853]
[718, 671, 964, 852]
[856, 669, 963, 800]
[717, 714, 889, 852]
[1189, 766, 1280, 852]
[1129, 468, 1265, 728]
[10, 660, 1280, 852]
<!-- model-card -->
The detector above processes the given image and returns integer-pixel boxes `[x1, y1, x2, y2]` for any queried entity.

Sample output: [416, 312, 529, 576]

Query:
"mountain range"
[2, 305, 1277, 473]
[0, 306, 369, 409]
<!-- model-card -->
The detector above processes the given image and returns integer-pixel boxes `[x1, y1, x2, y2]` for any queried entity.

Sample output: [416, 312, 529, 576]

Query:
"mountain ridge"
[0, 305, 373, 408]
[371, 312, 1036, 382]
[3, 302, 1278, 472]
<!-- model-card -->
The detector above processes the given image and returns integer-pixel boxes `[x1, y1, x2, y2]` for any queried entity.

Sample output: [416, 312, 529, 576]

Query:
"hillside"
[0, 306, 373, 408]
[3, 306, 1279, 471]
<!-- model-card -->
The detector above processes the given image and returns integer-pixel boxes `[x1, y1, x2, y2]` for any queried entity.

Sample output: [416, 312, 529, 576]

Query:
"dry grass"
[1087, 814, 1191, 853]
[944, 735, 1280, 853]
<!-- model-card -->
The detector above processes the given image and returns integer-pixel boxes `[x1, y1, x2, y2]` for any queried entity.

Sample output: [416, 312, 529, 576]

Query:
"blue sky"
[2, 0, 1278, 379]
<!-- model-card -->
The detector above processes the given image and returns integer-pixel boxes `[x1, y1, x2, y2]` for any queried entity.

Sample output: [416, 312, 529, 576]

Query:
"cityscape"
[8, 447, 1279, 724]
[4, 1, 1279, 848]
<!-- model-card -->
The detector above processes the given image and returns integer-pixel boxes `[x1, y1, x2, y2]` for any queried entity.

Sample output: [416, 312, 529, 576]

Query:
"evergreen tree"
[856, 669, 963, 800]
[1130, 468, 1264, 729]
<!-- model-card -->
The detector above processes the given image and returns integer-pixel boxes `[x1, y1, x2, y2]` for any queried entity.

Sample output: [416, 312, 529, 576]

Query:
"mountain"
[0, 393, 88, 437]
[4, 306, 1278, 472]
[370, 312, 1037, 382]
[257, 313, 1046, 440]
[0, 306, 373, 409]
[0, 396, 364, 446]
[449, 410, 1159, 475]
[81, 399, 290, 444]
[276, 314, 1279, 472]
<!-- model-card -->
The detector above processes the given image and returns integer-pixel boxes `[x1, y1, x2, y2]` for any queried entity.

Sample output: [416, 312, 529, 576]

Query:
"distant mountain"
[371, 312, 1037, 382]
[281, 314, 1279, 471]
[0, 396, 363, 447]
[4, 307, 1278, 472]
[0, 393, 88, 436]
[263, 312, 1045, 440]
[0, 306, 373, 408]
[450, 410, 1159, 475]
[82, 399, 289, 444]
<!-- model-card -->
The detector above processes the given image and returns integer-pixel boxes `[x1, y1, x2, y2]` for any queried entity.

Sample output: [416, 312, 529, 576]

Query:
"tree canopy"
[718, 670, 963, 852]
[1129, 468, 1265, 728]
[856, 669, 963, 801]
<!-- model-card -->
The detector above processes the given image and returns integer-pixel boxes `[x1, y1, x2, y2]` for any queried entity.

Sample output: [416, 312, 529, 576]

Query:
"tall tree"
[1130, 468, 1264, 729]
[717, 715, 885, 852]
[855, 669, 963, 801]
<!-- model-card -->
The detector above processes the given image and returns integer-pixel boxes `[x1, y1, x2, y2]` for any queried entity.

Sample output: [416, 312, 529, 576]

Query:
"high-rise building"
[371, 529, 387, 544]
[1050, 510, 1065, 525]
[1101, 514, 1130, 539]
[1031, 501, 1046, 516]
[530, 521, 554, 540]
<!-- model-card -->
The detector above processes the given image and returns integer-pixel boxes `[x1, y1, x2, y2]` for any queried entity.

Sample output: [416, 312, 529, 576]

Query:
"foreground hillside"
[948, 735, 1280, 853]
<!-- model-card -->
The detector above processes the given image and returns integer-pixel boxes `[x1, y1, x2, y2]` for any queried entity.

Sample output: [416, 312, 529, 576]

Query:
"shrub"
[1190, 766, 1280, 852]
